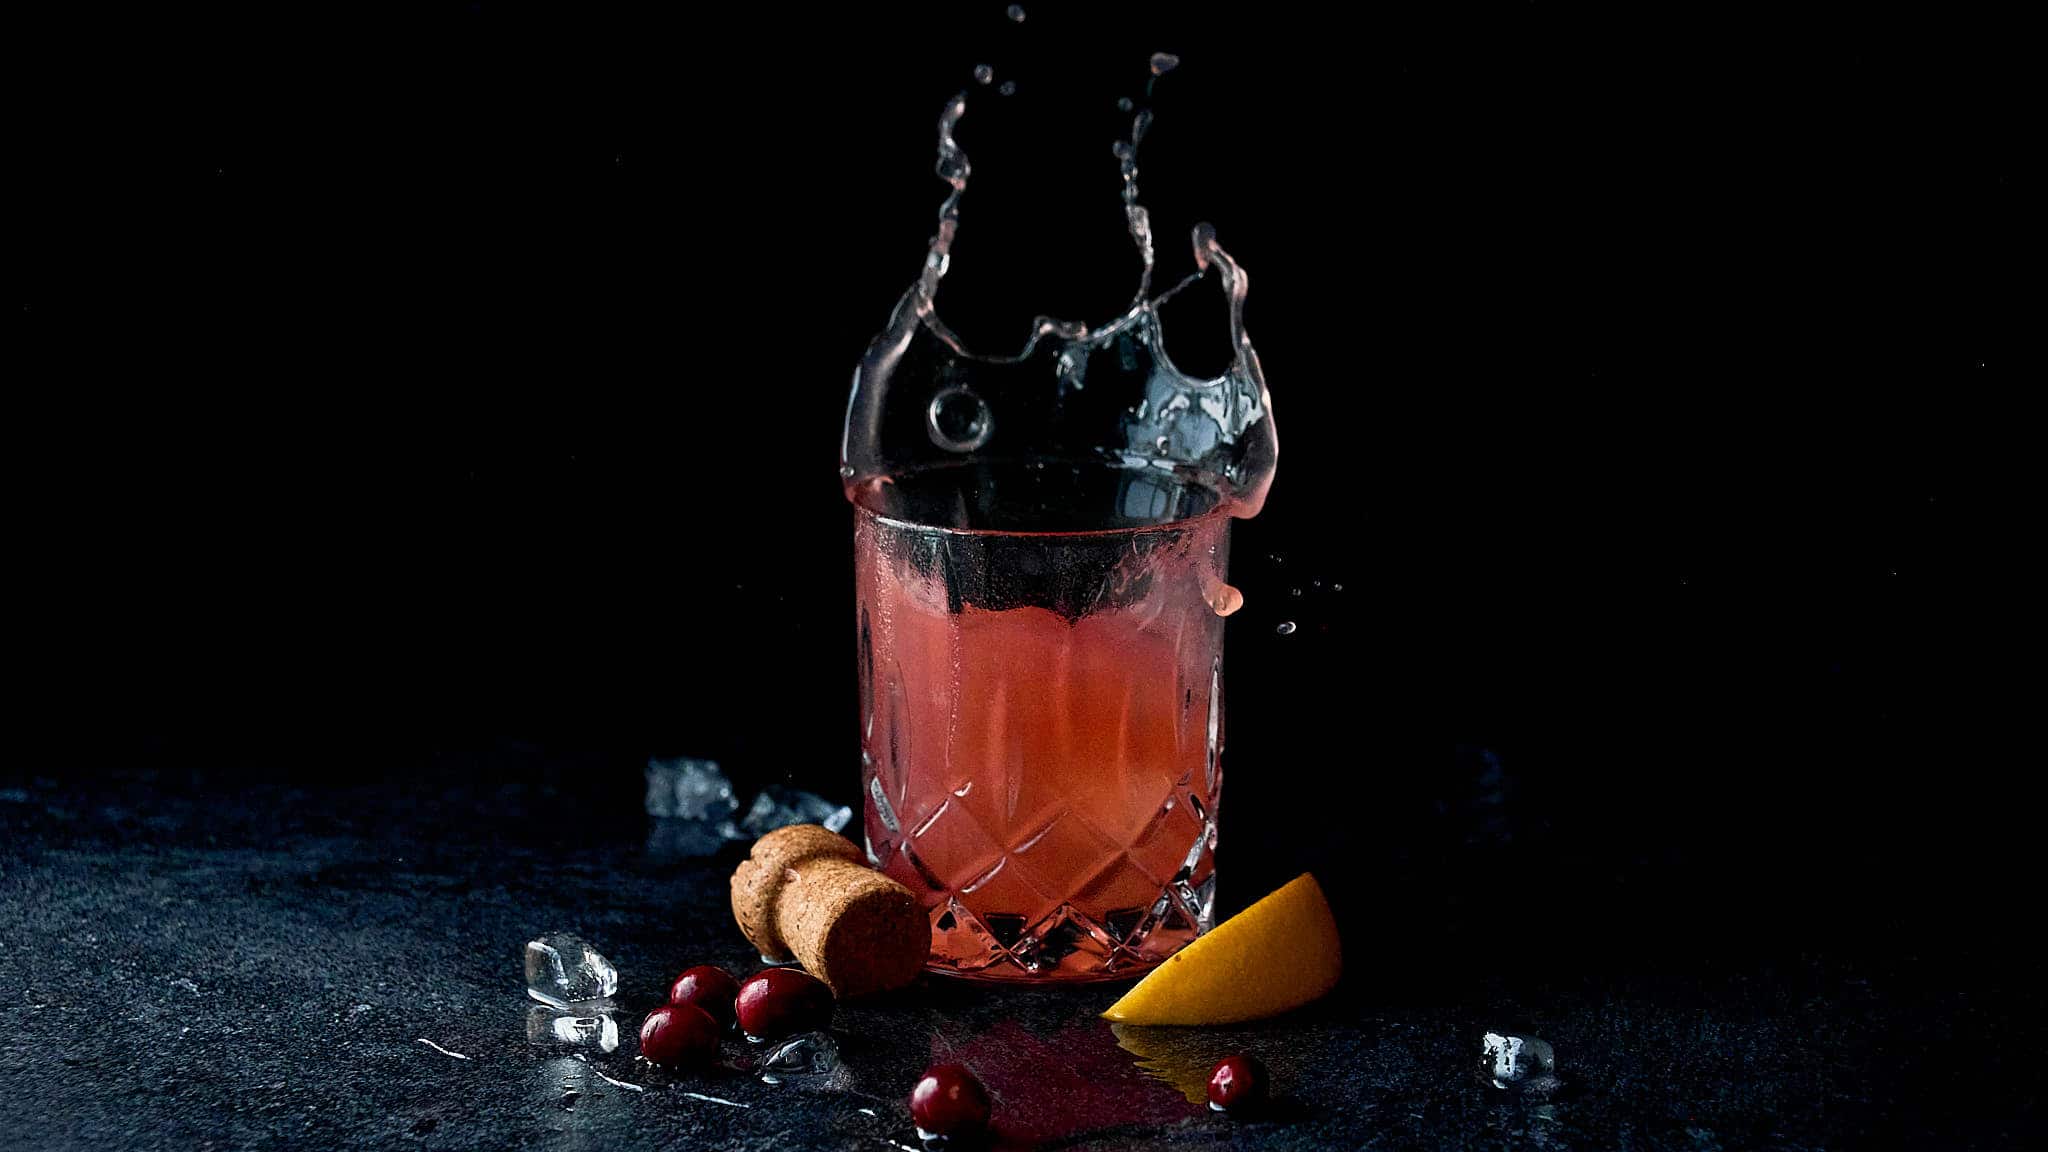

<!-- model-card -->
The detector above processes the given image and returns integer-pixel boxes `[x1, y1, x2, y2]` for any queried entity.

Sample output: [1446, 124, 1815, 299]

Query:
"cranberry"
[668, 965, 741, 1029]
[1206, 1053, 1270, 1112]
[909, 1063, 991, 1137]
[638, 1002, 720, 1068]
[734, 968, 833, 1041]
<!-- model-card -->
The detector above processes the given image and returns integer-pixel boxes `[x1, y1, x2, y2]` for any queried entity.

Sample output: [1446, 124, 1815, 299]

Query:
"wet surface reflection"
[526, 1002, 621, 1053]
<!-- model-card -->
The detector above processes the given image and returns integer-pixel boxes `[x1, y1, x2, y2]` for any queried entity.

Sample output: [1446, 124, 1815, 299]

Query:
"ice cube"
[526, 1004, 621, 1053]
[645, 757, 738, 822]
[645, 819, 730, 859]
[755, 1031, 839, 1083]
[525, 932, 619, 1008]
[1482, 1031, 1558, 1090]
[736, 786, 854, 837]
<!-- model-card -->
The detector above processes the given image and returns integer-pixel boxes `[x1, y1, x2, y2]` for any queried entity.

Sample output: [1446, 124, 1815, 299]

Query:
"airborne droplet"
[1208, 582, 1245, 618]
[1007, 4, 1026, 22]
[1150, 52, 1181, 76]
[973, 64, 994, 85]
[1117, 96, 1135, 112]
[998, 80, 1018, 96]
[1275, 621, 1297, 636]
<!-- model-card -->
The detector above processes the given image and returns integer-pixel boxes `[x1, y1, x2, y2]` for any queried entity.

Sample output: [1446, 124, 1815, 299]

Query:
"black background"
[13, 3, 2026, 981]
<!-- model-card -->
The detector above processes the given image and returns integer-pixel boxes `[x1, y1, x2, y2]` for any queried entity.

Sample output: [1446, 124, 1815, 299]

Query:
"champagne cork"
[730, 824, 926, 997]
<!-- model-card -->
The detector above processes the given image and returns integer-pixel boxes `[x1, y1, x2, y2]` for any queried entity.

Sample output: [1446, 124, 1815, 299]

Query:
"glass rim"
[849, 491, 1237, 541]
[844, 458, 1243, 540]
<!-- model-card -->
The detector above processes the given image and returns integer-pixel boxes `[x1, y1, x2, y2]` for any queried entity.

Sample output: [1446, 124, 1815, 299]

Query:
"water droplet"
[927, 385, 993, 452]
[1149, 52, 1181, 76]
[1111, 140, 1133, 160]
[1154, 436, 1169, 452]
[1007, 4, 1026, 21]
[1290, 587, 1302, 597]
[1331, 583, 1344, 592]
[998, 80, 1018, 96]
[1208, 583, 1244, 617]
[1117, 96, 1134, 112]
[1275, 621, 1297, 636]
[1483, 1032, 1561, 1093]
[1311, 579, 1322, 588]
[973, 64, 994, 85]
[757, 1032, 840, 1083]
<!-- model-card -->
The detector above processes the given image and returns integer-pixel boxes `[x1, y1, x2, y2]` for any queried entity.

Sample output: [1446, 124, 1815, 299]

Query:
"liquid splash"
[840, 55, 1277, 518]
[1114, 107, 1156, 300]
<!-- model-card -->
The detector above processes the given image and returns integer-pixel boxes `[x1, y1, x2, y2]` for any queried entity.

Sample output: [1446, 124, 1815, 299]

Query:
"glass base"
[869, 823, 1218, 982]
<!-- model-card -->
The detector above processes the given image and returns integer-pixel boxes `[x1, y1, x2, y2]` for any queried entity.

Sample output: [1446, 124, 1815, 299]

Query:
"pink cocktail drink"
[855, 463, 1228, 980]
[842, 77, 1276, 984]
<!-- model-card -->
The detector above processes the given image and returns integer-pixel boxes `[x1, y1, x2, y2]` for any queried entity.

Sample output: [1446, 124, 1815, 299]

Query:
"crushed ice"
[738, 785, 855, 837]
[646, 758, 852, 855]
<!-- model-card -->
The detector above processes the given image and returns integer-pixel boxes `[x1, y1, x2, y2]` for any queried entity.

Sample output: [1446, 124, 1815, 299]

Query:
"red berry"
[734, 968, 833, 1041]
[909, 1063, 991, 1136]
[638, 1002, 720, 1068]
[1206, 1053, 1270, 1112]
[668, 965, 741, 1029]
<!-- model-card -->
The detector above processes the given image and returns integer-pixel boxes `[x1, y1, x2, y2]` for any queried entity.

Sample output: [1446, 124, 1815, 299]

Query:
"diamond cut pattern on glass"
[868, 756, 1219, 979]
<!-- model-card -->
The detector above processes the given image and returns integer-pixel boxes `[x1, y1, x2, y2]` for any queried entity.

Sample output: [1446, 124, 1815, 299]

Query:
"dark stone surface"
[2, 770, 2038, 1151]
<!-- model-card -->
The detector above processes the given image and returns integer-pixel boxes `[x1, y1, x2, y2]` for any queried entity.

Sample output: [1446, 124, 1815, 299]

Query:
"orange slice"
[1102, 873, 1341, 1025]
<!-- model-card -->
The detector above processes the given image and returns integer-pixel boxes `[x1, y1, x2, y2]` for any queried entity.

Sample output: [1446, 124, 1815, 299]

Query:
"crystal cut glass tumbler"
[854, 463, 1228, 980]
[841, 211, 1274, 981]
